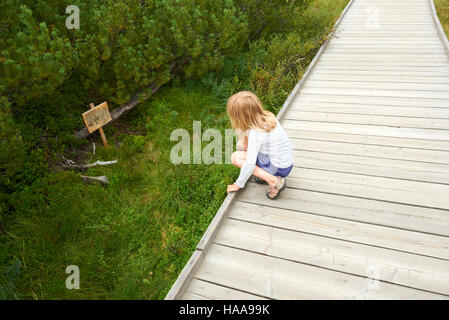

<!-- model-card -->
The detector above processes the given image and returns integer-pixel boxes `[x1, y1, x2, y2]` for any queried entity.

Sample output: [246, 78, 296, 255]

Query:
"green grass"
[1, 83, 239, 299]
[435, 0, 449, 37]
[0, 0, 349, 299]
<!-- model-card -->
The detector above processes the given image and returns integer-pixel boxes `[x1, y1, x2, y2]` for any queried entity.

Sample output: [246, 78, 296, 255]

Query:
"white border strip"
[164, 0, 356, 300]
[429, 0, 449, 56]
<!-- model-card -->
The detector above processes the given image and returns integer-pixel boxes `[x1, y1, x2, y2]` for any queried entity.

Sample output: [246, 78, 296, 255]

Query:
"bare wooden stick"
[80, 175, 109, 185]
[62, 160, 118, 170]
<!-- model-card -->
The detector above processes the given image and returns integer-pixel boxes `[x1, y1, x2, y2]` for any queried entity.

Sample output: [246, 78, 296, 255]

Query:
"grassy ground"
[435, 0, 449, 37]
[0, 0, 349, 299]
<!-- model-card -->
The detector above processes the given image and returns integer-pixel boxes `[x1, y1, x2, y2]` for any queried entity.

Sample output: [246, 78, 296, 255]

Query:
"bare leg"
[231, 151, 279, 188]
[236, 140, 247, 151]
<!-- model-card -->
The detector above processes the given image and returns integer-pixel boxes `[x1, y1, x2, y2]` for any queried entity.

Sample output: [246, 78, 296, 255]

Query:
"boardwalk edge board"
[429, 0, 449, 56]
[164, 0, 357, 300]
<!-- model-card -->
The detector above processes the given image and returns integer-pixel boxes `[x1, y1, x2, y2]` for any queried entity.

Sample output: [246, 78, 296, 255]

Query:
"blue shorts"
[256, 153, 293, 177]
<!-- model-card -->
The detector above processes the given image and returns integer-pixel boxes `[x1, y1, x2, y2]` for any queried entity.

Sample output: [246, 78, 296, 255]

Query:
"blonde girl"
[227, 91, 294, 199]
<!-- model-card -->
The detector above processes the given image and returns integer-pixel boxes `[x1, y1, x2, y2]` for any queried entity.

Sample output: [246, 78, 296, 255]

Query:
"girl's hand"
[227, 183, 241, 193]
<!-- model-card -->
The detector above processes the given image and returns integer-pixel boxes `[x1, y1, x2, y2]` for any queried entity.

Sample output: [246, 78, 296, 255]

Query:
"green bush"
[0, 0, 310, 108]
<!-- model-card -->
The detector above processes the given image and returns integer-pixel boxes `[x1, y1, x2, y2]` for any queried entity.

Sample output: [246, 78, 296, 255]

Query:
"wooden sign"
[82, 102, 111, 147]
[82, 102, 112, 134]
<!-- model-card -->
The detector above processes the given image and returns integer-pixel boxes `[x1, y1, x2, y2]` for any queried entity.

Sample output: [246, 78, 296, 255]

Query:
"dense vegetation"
[1, 0, 351, 299]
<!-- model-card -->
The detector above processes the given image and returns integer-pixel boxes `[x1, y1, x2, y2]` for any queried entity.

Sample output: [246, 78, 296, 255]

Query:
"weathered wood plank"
[285, 110, 449, 130]
[303, 80, 449, 92]
[291, 149, 449, 184]
[284, 168, 449, 210]
[240, 184, 449, 237]
[194, 244, 446, 299]
[283, 120, 449, 141]
[229, 201, 449, 260]
[290, 104, 449, 119]
[311, 69, 449, 77]
[294, 94, 449, 108]
[182, 279, 267, 300]
[285, 128, 449, 151]
[216, 219, 449, 295]
[289, 133, 449, 163]
[307, 73, 449, 84]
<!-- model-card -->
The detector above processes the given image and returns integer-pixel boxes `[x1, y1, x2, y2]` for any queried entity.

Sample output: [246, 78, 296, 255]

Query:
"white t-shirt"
[235, 119, 294, 188]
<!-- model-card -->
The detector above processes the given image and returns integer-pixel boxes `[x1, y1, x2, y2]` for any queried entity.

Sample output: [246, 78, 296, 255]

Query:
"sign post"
[81, 102, 112, 147]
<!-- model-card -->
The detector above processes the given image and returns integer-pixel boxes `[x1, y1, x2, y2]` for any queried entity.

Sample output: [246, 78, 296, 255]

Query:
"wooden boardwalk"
[166, 0, 449, 299]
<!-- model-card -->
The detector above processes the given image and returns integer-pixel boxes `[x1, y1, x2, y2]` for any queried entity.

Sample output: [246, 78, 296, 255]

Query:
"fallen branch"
[62, 160, 118, 170]
[81, 175, 109, 185]
[74, 57, 191, 140]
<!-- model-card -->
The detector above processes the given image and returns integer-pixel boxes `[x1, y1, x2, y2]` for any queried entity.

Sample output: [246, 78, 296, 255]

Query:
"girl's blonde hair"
[227, 91, 277, 137]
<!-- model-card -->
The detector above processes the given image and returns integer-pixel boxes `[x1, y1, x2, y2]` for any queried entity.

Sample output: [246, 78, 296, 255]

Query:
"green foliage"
[0, 84, 238, 299]
[0, 97, 48, 219]
[247, 33, 317, 113]
[0, 260, 21, 299]
[0, 0, 310, 107]
[203, 0, 349, 113]
[0, 5, 76, 104]
[235, 0, 312, 40]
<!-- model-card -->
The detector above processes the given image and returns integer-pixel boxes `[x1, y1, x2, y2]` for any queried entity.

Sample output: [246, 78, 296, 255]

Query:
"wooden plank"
[286, 128, 449, 151]
[290, 149, 449, 184]
[305, 80, 449, 92]
[316, 62, 448, 68]
[294, 93, 449, 108]
[229, 200, 449, 260]
[216, 219, 449, 295]
[284, 168, 449, 210]
[333, 34, 440, 39]
[326, 43, 444, 49]
[300, 87, 449, 100]
[240, 184, 449, 237]
[308, 73, 449, 84]
[290, 135, 449, 164]
[284, 120, 449, 141]
[314, 65, 449, 72]
[290, 104, 449, 119]
[328, 42, 443, 46]
[310, 69, 449, 77]
[347, 10, 432, 14]
[284, 111, 449, 130]
[182, 279, 267, 300]
[341, 19, 435, 24]
[319, 56, 448, 63]
[326, 48, 447, 54]
[195, 244, 445, 299]
[291, 139, 449, 164]
[337, 25, 436, 30]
